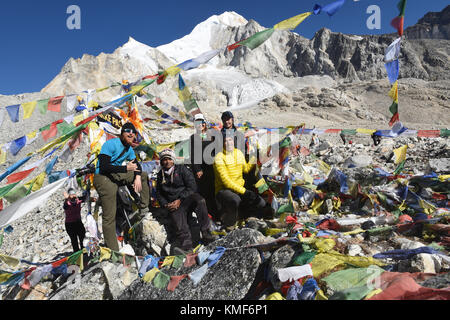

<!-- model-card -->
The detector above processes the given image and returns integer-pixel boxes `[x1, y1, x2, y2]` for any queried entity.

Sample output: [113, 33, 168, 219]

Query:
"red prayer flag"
[391, 16, 404, 36]
[417, 130, 440, 138]
[41, 120, 63, 141]
[47, 96, 64, 112]
[389, 112, 400, 127]
[6, 167, 36, 184]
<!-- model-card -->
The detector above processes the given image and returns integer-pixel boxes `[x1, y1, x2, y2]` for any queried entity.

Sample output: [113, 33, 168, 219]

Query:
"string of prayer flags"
[313, 0, 346, 16]
[391, 0, 407, 36]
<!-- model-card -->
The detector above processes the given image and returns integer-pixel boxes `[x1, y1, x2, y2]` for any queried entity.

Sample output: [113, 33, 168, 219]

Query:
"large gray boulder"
[119, 228, 267, 300]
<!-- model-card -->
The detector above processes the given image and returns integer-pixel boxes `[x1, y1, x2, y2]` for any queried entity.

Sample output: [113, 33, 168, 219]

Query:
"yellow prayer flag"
[274, 12, 312, 30]
[393, 144, 407, 164]
[99, 247, 112, 262]
[0, 254, 20, 268]
[315, 289, 328, 300]
[0, 273, 13, 283]
[166, 65, 181, 76]
[266, 292, 285, 300]
[143, 267, 160, 283]
[419, 199, 436, 215]
[177, 88, 192, 102]
[26, 130, 37, 140]
[156, 143, 175, 153]
[388, 80, 398, 102]
[22, 101, 37, 119]
[364, 288, 383, 300]
[73, 114, 84, 126]
[161, 256, 175, 268]
[356, 128, 376, 135]
[96, 86, 110, 93]
[0, 146, 7, 165]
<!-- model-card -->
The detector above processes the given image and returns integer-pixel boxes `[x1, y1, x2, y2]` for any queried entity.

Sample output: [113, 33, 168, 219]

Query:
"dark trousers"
[65, 219, 86, 252]
[216, 189, 266, 228]
[164, 193, 211, 250]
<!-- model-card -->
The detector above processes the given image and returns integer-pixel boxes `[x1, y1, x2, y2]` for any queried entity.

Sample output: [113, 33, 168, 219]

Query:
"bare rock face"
[406, 5, 450, 40]
[119, 228, 265, 300]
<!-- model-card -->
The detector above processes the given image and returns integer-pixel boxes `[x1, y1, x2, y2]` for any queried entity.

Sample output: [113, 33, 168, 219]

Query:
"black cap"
[221, 111, 234, 122]
[121, 122, 137, 134]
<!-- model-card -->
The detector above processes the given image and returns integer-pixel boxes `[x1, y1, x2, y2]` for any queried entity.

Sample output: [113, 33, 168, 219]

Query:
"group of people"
[63, 111, 273, 255]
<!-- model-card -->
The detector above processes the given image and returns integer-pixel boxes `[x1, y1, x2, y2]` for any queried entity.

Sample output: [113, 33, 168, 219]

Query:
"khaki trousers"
[93, 171, 149, 251]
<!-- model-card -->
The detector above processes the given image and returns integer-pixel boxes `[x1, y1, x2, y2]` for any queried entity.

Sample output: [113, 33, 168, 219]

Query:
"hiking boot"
[201, 230, 218, 245]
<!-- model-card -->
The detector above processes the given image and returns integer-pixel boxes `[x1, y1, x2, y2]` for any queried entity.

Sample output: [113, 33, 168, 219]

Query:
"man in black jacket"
[156, 148, 216, 253]
[188, 113, 218, 219]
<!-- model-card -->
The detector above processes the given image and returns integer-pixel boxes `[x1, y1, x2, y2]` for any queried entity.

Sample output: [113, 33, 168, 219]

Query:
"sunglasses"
[123, 128, 137, 135]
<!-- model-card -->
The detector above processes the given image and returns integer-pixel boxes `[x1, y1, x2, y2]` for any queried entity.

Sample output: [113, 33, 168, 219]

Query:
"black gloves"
[243, 189, 258, 202]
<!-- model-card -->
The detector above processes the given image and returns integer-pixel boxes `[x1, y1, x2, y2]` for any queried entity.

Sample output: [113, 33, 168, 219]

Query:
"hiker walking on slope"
[156, 148, 216, 254]
[93, 122, 150, 251]
[63, 188, 88, 253]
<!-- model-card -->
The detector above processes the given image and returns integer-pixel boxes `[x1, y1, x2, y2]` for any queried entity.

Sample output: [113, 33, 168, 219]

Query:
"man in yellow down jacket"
[213, 133, 265, 230]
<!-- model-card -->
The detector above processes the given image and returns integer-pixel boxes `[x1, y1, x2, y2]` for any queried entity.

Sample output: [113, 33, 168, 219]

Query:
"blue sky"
[0, 0, 448, 95]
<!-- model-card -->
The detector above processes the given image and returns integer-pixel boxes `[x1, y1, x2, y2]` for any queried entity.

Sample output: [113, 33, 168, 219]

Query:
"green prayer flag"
[440, 129, 450, 137]
[66, 250, 84, 265]
[277, 201, 294, 214]
[3, 184, 33, 203]
[153, 271, 171, 289]
[240, 28, 275, 50]
[341, 129, 357, 136]
[389, 101, 398, 115]
[397, 0, 407, 16]
[57, 121, 76, 136]
[291, 251, 316, 266]
[37, 99, 49, 115]
[0, 182, 20, 198]
[172, 255, 185, 269]
[393, 160, 405, 175]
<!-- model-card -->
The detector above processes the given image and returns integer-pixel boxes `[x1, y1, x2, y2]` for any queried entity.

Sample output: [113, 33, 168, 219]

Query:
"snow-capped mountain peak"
[156, 11, 248, 64]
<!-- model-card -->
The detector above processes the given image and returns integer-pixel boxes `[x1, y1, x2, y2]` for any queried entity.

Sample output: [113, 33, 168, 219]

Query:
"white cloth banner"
[0, 177, 69, 228]
[385, 37, 402, 62]
[66, 94, 78, 112]
[277, 264, 313, 282]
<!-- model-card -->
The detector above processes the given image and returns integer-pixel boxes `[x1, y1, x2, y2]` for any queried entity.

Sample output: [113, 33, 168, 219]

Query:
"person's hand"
[167, 199, 181, 212]
[243, 190, 257, 202]
[133, 175, 142, 193]
[196, 170, 203, 179]
[126, 161, 138, 172]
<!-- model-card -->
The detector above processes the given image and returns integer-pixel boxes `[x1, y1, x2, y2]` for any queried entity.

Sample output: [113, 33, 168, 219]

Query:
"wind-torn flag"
[388, 81, 399, 102]
[66, 94, 78, 112]
[391, 0, 407, 36]
[47, 96, 64, 112]
[6, 105, 20, 123]
[274, 12, 312, 30]
[313, 0, 346, 16]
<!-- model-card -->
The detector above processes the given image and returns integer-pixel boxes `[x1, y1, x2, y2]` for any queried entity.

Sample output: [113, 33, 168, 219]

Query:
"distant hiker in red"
[63, 188, 88, 253]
